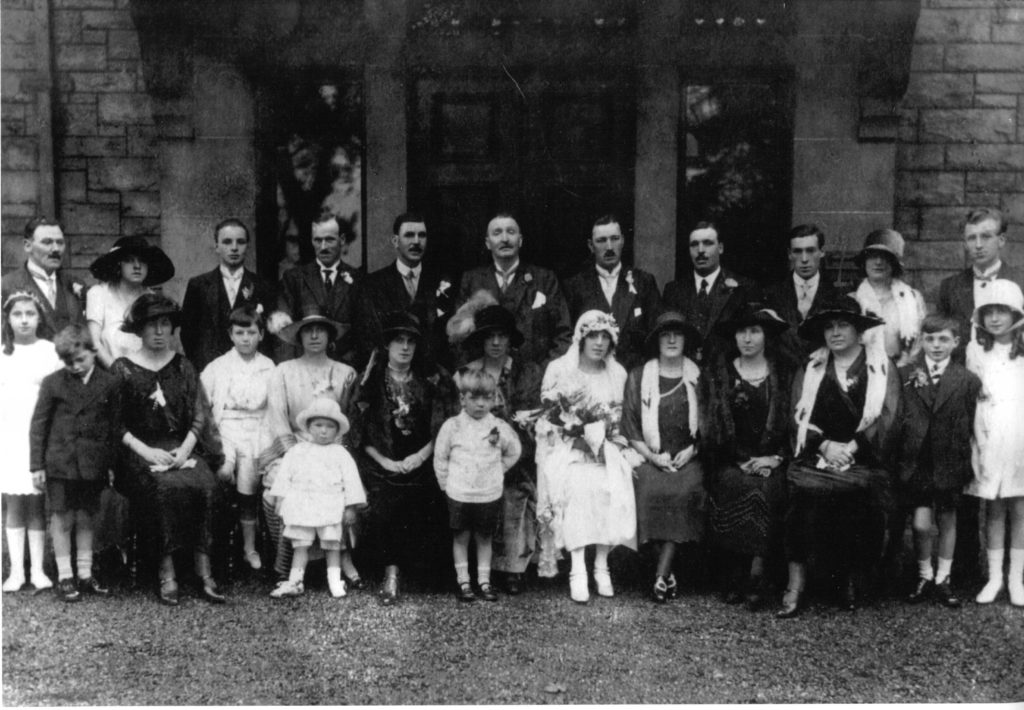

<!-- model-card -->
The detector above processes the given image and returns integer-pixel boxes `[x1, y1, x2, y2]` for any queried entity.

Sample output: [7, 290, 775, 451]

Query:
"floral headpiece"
[573, 310, 619, 346]
[2, 289, 43, 311]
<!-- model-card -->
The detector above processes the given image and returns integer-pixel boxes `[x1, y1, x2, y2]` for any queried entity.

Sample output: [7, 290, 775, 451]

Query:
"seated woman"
[702, 304, 792, 610]
[260, 310, 360, 589]
[112, 294, 224, 606]
[621, 311, 705, 604]
[452, 304, 543, 594]
[356, 311, 454, 606]
[537, 310, 635, 604]
[778, 295, 899, 618]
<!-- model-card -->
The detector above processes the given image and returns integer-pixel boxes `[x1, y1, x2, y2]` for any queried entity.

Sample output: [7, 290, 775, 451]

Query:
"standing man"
[661, 222, 755, 363]
[938, 207, 1023, 362]
[562, 214, 660, 371]
[762, 224, 839, 369]
[2, 217, 87, 339]
[353, 212, 455, 369]
[180, 218, 278, 372]
[269, 213, 358, 363]
[936, 207, 1023, 586]
[457, 212, 571, 366]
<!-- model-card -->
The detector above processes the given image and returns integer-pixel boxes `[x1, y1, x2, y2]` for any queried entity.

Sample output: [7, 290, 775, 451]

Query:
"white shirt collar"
[396, 261, 422, 279]
[318, 259, 341, 273]
[79, 366, 95, 385]
[27, 260, 55, 281]
[494, 259, 520, 278]
[220, 265, 244, 281]
[926, 356, 950, 376]
[693, 267, 721, 292]
[974, 260, 1002, 280]
[596, 263, 622, 280]
[793, 271, 820, 290]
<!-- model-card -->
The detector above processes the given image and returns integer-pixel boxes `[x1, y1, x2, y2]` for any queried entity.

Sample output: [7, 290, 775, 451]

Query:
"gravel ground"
[3, 570, 1023, 706]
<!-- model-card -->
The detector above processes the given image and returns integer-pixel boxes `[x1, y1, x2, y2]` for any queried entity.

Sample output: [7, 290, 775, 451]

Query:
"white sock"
[917, 558, 934, 581]
[27, 530, 47, 576]
[935, 557, 953, 585]
[76, 550, 93, 580]
[288, 565, 304, 584]
[477, 565, 491, 586]
[594, 545, 610, 573]
[4, 527, 26, 580]
[326, 566, 342, 582]
[56, 555, 74, 580]
[1009, 549, 1024, 587]
[569, 548, 586, 576]
[454, 562, 470, 585]
[986, 548, 1004, 582]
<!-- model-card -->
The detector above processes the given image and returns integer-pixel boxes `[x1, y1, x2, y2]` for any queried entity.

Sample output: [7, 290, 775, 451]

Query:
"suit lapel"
[303, 264, 329, 307]
[610, 271, 636, 325]
[504, 267, 531, 314]
[706, 273, 734, 334]
[932, 364, 962, 414]
[20, 265, 56, 321]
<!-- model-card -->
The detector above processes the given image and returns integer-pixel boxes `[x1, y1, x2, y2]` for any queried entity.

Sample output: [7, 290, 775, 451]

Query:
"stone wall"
[2, 0, 157, 279]
[897, 0, 1024, 301]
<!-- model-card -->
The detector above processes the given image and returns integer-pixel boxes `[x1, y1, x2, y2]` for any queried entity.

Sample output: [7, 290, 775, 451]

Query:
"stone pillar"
[634, 0, 681, 287]
[364, 0, 408, 272]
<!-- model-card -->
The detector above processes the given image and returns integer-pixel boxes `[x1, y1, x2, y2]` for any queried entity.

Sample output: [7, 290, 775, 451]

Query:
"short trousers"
[905, 488, 961, 513]
[219, 417, 263, 496]
[447, 496, 502, 534]
[45, 479, 105, 515]
[284, 523, 343, 550]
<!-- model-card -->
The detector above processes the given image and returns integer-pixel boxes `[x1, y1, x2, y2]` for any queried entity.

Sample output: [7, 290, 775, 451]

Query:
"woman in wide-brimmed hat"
[701, 304, 793, 610]
[452, 303, 543, 595]
[621, 310, 705, 603]
[964, 279, 1024, 606]
[777, 295, 899, 618]
[87, 236, 175, 367]
[111, 293, 225, 606]
[259, 306, 360, 592]
[851, 228, 926, 367]
[355, 309, 455, 606]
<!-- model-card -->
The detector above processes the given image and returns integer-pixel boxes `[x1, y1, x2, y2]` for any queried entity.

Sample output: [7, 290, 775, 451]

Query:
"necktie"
[225, 274, 241, 306]
[797, 282, 811, 318]
[45, 275, 57, 307]
[404, 270, 417, 299]
[695, 279, 710, 334]
[498, 270, 514, 293]
[322, 269, 334, 289]
[931, 365, 941, 385]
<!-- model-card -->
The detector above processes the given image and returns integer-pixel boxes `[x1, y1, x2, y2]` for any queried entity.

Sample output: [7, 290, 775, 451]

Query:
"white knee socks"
[3, 527, 26, 590]
[976, 548, 1004, 604]
[27, 530, 51, 589]
[1008, 548, 1024, 607]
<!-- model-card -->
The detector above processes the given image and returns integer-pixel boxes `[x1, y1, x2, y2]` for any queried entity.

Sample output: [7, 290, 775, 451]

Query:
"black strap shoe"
[79, 577, 111, 596]
[456, 582, 476, 603]
[477, 582, 498, 602]
[57, 578, 81, 603]
[906, 577, 934, 604]
[934, 580, 962, 608]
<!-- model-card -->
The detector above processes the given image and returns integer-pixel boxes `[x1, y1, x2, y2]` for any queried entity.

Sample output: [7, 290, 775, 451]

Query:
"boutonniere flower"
[724, 278, 739, 289]
[532, 292, 547, 309]
[846, 374, 860, 389]
[72, 282, 84, 298]
[625, 270, 637, 295]
[241, 285, 253, 301]
[910, 368, 929, 389]
[523, 273, 533, 283]
[149, 383, 167, 409]
[436, 280, 452, 298]
[341, 271, 353, 285]
[255, 303, 264, 315]
[486, 427, 500, 446]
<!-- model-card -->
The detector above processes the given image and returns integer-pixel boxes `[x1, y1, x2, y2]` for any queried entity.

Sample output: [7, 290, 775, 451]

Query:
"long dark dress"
[702, 359, 789, 556]
[112, 355, 222, 557]
[622, 367, 705, 544]
[355, 362, 454, 578]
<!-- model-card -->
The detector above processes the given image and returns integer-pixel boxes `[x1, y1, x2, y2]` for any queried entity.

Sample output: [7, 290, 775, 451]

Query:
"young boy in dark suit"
[30, 325, 121, 602]
[895, 315, 981, 608]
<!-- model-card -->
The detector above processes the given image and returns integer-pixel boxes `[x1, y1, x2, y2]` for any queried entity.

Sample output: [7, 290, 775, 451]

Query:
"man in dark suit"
[180, 219, 277, 372]
[661, 222, 755, 363]
[938, 207, 1024, 363]
[562, 214, 660, 371]
[457, 212, 572, 367]
[353, 212, 455, 369]
[762, 224, 840, 368]
[1, 217, 87, 339]
[935, 206, 1022, 585]
[269, 213, 359, 363]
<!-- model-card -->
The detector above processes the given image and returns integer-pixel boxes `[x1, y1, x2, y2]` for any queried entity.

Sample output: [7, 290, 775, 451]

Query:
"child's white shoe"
[569, 571, 589, 604]
[29, 571, 52, 591]
[2, 572, 25, 592]
[1008, 577, 1024, 607]
[594, 568, 614, 598]
[975, 577, 1003, 604]
[328, 577, 347, 598]
[244, 550, 262, 571]
[270, 579, 304, 598]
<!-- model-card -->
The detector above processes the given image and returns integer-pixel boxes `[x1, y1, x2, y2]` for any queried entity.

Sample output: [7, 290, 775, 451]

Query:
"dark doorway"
[678, 76, 794, 283]
[409, 68, 636, 281]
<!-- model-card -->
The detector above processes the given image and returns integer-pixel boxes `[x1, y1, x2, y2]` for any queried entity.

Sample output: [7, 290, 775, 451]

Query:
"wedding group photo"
[2, 0, 1023, 705]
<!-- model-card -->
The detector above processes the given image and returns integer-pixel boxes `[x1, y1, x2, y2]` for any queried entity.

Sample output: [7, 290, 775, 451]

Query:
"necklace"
[734, 358, 768, 384]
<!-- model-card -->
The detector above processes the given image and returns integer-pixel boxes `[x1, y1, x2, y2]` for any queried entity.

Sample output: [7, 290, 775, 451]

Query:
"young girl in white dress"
[966, 279, 1024, 607]
[1, 291, 62, 592]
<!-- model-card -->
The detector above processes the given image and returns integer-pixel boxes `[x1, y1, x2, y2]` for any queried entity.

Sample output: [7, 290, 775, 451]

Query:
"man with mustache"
[457, 212, 571, 366]
[661, 222, 755, 363]
[268, 212, 358, 363]
[2, 217, 87, 339]
[562, 214, 660, 371]
[180, 218, 278, 372]
[353, 212, 454, 368]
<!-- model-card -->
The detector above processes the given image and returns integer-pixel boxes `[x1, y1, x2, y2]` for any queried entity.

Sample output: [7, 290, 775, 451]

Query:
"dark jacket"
[29, 367, 121, 482]
[762, 273, 840, 370]
[276, 261, 359, 364]
[180, 267, 277, 373]
[895, 356, 981, 493]
[563, 265, 660, 372]
[661, 269, 756, 363]
[353, 261, 455, 370]
[458, 262, 572, 367]
[1, 263, 87, 340]
[937, 264, 1024, 362]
